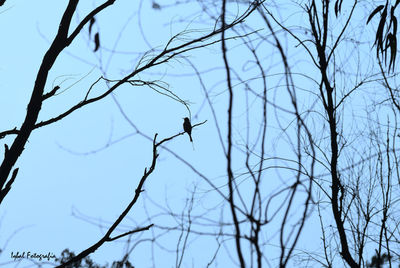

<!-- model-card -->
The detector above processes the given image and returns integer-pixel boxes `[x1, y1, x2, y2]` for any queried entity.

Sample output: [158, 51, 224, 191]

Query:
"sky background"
[0, 1, 255, 266]
[0, 0, 391, 267]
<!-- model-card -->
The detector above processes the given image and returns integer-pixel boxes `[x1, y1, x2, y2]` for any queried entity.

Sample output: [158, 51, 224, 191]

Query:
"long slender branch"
[307, 2, 358, 267]
[221, 0, 246, 267]
[56, 134, 159, 267]
[0, 15, 259, 141]
[0, 0, 259, 206]
[107, 224, 154, 242]
[0, 0, 80, 203]
[57, 122, 206, 267]
[0, 0, 117, 205]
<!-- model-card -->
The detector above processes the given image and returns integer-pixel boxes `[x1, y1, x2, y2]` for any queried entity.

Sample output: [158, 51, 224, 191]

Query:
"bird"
[183, 117, 193, 142]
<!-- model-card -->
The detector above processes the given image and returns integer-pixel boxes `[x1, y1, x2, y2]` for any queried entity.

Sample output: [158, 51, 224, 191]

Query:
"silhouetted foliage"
[93, 32, 100, 52]
[57, 249, 135, 268]
[88, 17, 95, 36]
[334, 0, 343, 16]
[367, 252, 392, 268]
[152, 2, 161, 10]
[367, 1, 399, 71]
[56, 249, 106, 268]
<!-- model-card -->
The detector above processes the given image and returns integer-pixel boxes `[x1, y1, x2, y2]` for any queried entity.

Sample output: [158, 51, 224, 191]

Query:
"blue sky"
[0, 1, 249, 266]
[0, 0, 395, 267]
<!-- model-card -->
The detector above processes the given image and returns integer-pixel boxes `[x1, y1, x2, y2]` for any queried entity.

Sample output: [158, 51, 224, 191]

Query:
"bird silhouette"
[183, 117, 193, 142]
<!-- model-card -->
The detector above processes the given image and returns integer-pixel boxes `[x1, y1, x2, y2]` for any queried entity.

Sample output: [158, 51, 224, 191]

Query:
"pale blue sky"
[0, 0, 392, 267]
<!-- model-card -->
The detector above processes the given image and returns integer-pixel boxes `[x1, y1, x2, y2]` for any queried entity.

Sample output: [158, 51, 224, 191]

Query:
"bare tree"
[129, 0, 400, 267]
[0, 0, 261, 266]
[4, 0, 400, 267]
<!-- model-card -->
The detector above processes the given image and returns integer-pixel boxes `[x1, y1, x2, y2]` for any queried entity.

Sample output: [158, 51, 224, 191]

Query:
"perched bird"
[183, 117, 193, 142]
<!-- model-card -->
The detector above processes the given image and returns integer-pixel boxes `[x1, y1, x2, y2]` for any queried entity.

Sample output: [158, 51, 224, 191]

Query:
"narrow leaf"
[335, 0, 339, 17]
[94, 32, 100, 52]
[393, 15, 398, 35]
[89, 17, 96, 36]
[385, 33, 392, 64]
[338, 0, 343, 12]
[389, 35, 397, 72]
[367, 5, 385, 24]
[375, 7, 387, 57]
